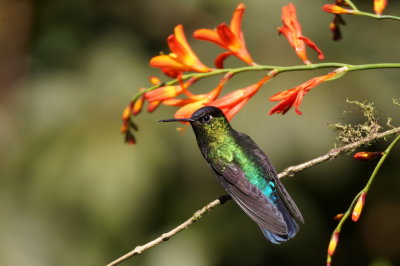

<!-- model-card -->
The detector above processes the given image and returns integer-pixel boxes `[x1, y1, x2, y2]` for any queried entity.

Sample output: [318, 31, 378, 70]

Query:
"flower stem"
[343, 0, 400, 21]
[344, 0, 358, 11]
[129, 62, 400, 103]
[356, 11, 400, 21]
[327, 133, 400, 265]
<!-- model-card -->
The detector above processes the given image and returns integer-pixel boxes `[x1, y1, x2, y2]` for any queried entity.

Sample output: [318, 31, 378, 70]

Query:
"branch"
[107, 126, 400, 266]
[278, 126, 400, 179]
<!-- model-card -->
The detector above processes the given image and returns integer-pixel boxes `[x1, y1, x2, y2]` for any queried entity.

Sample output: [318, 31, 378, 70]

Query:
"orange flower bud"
[352, 192, 367, 222]
[374, 0, 387, 15]
[120, 121, 129, 133]
[132, 96, 144, 116]
[149, 76, 161, 85]
[327, 255, 332, 266]
[327, 231, 340, 256]
[353, 151, 384, 161]
[322, 4, 354, 14]
[333, 213, 344, 221]
[122, 105, 131, 121]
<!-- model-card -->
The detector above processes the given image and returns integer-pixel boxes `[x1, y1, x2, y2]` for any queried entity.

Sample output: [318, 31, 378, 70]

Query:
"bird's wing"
[236, 132, 304, 224]
[210, 162, 288, 235]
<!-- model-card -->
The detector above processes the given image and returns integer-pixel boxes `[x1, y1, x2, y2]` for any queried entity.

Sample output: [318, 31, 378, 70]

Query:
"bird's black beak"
[159, 118, 194, 123]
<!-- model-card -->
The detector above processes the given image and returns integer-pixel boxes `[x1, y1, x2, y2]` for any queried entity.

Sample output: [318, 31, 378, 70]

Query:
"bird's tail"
[260, 198, 300, 244]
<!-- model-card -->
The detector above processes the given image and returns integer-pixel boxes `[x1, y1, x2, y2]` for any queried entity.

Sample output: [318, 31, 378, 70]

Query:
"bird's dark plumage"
[161, 106, 303, 243]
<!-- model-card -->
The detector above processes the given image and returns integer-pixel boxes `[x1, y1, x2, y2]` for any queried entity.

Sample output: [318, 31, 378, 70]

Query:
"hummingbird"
[160, 106, 303, 243]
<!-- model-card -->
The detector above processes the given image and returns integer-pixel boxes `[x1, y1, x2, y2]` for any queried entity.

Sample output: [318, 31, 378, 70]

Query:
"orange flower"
[327, 231, 340, 256]
[353, 151, 384, 161]
[163, 76, 230, 120]
[352, 192, 367, 222]
[145, 78, 196, 103]
[268, 67, 346, 115]
[322, 4, 355, 15]
[374, 0, 387, 15]
[194, 3, 255, 68]
[279, 3, 324, 65]
[150, 24, 211, 78]
[207, 74, 271, 120]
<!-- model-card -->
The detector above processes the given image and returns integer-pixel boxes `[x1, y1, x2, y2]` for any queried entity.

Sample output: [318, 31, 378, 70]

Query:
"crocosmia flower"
[279, 3, 324, 65]
[150, 24, 211, 77]
[353, 151, 384, 161]
[194, 3, 255, 68]
[374, 0, 388, 15]
[268, 67, 346, 115]
[163, 75, 230, 120]
[208, 74, 271, 120]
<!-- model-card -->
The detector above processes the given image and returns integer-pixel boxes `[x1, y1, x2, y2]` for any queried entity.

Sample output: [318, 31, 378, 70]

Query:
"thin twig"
[107, 127, 400, 266]
[106, 195, 231, 266]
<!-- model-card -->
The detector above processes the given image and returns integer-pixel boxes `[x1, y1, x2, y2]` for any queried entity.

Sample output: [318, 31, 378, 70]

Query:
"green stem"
[345, 0, 358, 11]
[130, 62, 400, 102]
[344, 0, 400, 21]
[356, 11, 400, 21]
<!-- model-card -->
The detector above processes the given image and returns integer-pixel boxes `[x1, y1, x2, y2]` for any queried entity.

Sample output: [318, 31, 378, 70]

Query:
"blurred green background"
[0, 0, 399, 265]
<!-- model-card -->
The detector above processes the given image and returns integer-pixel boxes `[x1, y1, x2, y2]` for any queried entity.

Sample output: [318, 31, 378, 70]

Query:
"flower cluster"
[122, 2, 329, 143]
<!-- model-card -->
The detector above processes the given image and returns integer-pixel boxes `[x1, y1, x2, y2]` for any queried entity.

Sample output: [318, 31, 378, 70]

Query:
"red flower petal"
[299, 36, 325, 60]
[193, 28, 223, 46]
[230, 3, 245, 37]
[214, 51, 234, 69]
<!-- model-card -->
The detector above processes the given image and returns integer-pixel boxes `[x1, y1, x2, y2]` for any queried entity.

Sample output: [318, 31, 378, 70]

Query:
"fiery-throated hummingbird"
[160, 106, 303, 243]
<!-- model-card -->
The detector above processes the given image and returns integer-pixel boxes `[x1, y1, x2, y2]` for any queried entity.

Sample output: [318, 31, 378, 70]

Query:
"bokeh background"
[0, 0, 399, 265]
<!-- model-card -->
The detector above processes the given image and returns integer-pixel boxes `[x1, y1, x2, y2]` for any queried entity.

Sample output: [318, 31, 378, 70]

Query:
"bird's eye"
[202, 115, 212, 123]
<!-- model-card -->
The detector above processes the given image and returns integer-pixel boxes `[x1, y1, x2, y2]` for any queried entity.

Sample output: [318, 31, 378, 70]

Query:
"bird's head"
[160, 106, 232, 140]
